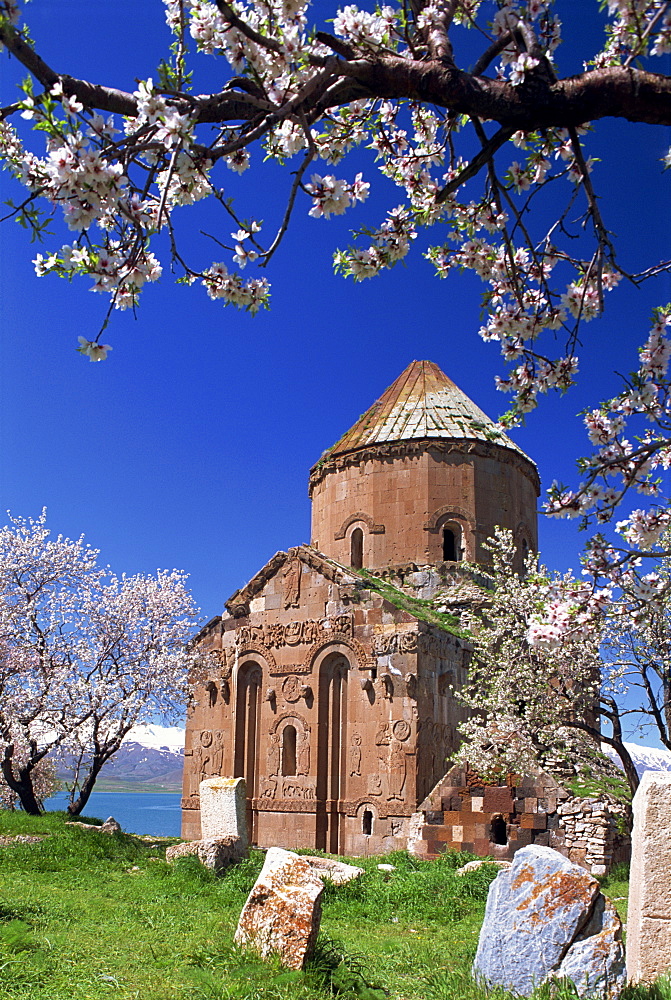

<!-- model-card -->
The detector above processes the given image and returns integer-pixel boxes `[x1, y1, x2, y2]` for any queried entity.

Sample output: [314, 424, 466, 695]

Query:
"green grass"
[355, 569, 470, 637]
[0, 812, 657, 1000]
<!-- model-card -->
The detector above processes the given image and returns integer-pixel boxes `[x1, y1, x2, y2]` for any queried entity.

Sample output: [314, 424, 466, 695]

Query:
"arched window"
[362, 809, 373, 836]
[281, 725, 297, 776]
[350, 528, 364, 569]
[490, 815, 508, 845]
[442, 526, 461, 562]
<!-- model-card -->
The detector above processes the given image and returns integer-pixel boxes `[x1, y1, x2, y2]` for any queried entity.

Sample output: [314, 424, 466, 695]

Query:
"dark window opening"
[362, 809, 373, 836]
[491, 815, 508, 845]
[281, 725, 297, 776]
[443, 528, 459, 561]
[351, 528, 364, 569]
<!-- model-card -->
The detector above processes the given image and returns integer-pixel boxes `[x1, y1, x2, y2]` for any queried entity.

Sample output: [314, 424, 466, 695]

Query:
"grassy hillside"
[0, 811, 660, 1000]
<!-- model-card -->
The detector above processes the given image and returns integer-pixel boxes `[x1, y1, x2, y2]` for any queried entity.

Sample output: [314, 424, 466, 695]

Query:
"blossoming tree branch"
[2, 0, 671, 600]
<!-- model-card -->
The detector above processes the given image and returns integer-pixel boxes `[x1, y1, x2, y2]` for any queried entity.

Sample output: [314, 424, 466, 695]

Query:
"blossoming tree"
[454, 529, 641, 795]
[2, 0, 671, 600]
[0, 512, 199, 815]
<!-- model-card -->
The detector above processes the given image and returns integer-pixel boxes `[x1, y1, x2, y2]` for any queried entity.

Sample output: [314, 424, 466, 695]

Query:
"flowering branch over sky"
[2, 0, 671, 605]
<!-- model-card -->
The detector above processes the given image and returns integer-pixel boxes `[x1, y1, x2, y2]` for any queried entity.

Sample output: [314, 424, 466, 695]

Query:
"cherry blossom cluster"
[453, 528, 621, 784]
[202, 262, 270, 312]
[305, 172, 369, 218]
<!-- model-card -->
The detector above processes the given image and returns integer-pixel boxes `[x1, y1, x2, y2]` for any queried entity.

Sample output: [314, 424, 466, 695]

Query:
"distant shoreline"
[62, 781, 182, 795]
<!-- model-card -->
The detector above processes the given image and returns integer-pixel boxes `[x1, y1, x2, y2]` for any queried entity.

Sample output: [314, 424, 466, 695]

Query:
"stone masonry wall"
[408, 765, 630, 875]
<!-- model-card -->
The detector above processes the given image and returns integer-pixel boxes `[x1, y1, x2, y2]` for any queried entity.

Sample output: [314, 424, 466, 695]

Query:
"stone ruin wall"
[409, 766, 630, 875]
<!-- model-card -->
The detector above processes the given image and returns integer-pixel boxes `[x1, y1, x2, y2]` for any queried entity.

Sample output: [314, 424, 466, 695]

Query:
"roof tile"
[325, 360, 531, 460]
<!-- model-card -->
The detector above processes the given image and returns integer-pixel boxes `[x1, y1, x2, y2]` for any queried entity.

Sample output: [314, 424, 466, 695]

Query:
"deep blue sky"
[1, 1, 670, 627]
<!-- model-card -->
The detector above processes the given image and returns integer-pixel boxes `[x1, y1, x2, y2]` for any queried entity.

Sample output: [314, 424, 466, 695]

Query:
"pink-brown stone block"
[235, 848, 324, 970]
[627, 772, 671, 983]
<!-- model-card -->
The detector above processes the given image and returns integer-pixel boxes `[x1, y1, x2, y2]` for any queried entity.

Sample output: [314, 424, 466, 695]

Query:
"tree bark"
[1, 751, 44, 815]
[66, 756, 106, 816]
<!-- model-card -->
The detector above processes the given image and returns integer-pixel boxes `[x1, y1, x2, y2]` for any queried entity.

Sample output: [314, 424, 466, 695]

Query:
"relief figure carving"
[296, 730, 310, 776]
[211, 730, 224, 774]
[375, 723, 391, 746]
[283, 558, 301, 609]
[349, 734, 362, 777]
[267, 733, 281, 776]
[282, 777, 315, 800]
[259, 777, 277, 799]
[387, 741, 407, 801]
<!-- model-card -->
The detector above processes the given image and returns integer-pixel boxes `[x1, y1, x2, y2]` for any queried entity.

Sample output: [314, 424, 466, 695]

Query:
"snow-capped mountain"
[58, 725, 186, 791]
[603, 741, 671, 778]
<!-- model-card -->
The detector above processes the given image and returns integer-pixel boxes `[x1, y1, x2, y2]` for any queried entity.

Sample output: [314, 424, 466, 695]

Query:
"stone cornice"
[309, 438, 540, 497]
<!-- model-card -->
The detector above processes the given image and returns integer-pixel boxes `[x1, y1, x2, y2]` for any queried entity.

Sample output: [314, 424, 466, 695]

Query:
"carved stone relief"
[392, 720, 411, 742]
[349, 734, 362, 777]
[387, 741, 407, 801]
[372, 631, 419, 657]
[282, 675, 302, 703]
[235, 642, 277, 673]
[282, 777, 316, 800]
[283, 558, 301, 609]
[267, 733, 281, 777]
[236, 614, 353, 650]
[296, 730, 310, 776]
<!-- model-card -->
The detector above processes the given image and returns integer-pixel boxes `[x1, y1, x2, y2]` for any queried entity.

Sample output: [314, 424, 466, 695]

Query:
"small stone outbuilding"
[409, 765, 630, 875]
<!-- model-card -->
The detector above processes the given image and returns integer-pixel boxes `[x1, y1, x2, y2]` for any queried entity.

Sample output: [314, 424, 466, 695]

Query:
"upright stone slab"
[199, 776, 248, 846]
[627, 771, 671, 983]
[234, 847, 324, 969]
[473, 844, 625, 998]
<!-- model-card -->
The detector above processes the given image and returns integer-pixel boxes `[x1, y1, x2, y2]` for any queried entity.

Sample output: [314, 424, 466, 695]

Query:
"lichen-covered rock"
[301, 856, 364, 885]
[556, 896, 626, 998]
[473, 845, 625, 998]
[234, 847, 324, 970]
[165, 836, 246, 872]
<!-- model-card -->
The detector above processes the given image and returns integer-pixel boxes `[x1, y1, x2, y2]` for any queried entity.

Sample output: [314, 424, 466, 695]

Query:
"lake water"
[46, 791, 182, 837]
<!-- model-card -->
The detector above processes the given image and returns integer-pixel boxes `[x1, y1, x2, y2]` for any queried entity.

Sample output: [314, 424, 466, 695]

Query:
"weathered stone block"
[521, 812, 547, 830]
[301, 856, 364, 885]
[473, 845, 625, 998]
[483, 787, 513, 812]
[235, 848, 324, 970]
[166, 836, 246, 872]
[199, 777, 248, 845]
[627, 771, 671, 983]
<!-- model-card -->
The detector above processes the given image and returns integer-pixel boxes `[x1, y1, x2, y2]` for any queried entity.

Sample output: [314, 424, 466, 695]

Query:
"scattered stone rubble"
[473, 844, 626, 999]
[235, 847, 324, 970]
[300, 855, 364, 885]
[166, 836, 247, 873]
[65, 816, 122, 834]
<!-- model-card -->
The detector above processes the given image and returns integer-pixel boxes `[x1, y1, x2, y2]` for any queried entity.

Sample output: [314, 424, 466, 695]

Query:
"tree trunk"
[66, 738, 126, 815]
[66, 757, 106, 815]
[1, 754, 44, 815]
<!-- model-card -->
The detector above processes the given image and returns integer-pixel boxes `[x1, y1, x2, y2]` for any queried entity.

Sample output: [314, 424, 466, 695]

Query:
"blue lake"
[46, 791, 182, 837]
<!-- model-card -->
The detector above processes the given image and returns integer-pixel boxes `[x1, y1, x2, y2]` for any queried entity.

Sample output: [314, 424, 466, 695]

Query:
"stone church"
[182, 360, 539, 856]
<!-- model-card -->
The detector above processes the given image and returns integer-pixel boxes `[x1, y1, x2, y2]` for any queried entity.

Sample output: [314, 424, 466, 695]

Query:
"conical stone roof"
[324, 360, 531, 461]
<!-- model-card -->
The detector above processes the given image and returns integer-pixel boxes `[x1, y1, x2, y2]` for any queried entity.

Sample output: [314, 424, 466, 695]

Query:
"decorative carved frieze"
[372, 631, 419, 657]
[236, 614, 353, 653]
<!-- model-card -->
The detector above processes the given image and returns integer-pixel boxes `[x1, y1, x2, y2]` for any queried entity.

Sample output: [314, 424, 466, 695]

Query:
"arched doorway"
[316, 651, 349, 853]
[234, 661, 262, 840]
